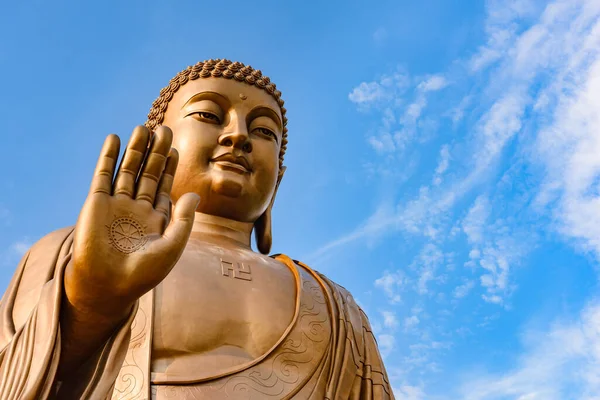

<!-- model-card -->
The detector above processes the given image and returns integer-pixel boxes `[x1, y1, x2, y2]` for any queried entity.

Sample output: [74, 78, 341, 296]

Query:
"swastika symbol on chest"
[220, 259, 253, 281]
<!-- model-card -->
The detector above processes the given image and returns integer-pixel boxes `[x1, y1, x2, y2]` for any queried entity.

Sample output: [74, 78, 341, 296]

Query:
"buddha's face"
[162, 77, 283, 223]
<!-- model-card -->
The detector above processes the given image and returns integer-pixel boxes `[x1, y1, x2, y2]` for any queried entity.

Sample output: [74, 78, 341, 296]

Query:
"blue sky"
[1, 0, 600, 398]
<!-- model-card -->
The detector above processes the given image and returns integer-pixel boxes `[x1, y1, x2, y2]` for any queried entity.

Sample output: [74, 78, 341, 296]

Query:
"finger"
[135, 126, 172, 205]
[89, 134, 120, 195]
[114, 126, 150, 198]
[148, 193, 200, 261]
[154, 148, 179, 217]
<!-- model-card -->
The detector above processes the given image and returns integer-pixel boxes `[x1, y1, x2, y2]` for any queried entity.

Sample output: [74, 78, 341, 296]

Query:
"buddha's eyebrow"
[248, 106, 283, 131]
[181, 91, 228, 109]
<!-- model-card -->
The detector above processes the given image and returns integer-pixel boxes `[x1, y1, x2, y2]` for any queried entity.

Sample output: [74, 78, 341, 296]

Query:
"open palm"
[66, 126, 199, 312]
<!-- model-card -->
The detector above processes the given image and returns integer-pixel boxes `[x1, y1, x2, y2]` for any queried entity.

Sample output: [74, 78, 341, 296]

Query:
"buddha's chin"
[210, 175, 244, 198]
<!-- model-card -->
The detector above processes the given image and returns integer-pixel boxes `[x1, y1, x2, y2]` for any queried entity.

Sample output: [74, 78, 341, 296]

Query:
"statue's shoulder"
[22, 226, 75, 271]
[31, 226, 75, 252]
[286, 257, 379, 341]
[319, 274, 369, 322]
[25, 226, 75, 269]
[275, 256, 391, 391]
[9, 226, 74, 327]
[293, 259, 355, 298]
[277, 255, 366, 317]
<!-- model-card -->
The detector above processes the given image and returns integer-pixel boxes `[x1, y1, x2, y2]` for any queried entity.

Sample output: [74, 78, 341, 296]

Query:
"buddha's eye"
[254, 127, 277, 142]
[192, 111, 221, 124]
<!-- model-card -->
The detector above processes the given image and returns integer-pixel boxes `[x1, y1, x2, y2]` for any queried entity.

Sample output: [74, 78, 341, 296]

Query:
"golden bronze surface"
[0, 59, 394, 399]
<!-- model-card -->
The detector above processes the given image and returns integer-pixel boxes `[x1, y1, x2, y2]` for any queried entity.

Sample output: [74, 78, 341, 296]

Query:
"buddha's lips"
[210, 153, 252, 172]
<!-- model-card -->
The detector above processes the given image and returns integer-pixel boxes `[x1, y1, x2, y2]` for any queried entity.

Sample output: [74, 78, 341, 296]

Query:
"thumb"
[142, 193, 199, 281]
[161, 192, 200, 247]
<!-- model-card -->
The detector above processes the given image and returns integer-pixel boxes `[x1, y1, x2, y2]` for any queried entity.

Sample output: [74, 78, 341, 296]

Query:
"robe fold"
[0, 228, 394, 399]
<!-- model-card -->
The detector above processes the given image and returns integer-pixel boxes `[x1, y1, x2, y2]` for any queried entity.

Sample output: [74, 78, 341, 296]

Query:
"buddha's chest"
[151, 243, 297, 374]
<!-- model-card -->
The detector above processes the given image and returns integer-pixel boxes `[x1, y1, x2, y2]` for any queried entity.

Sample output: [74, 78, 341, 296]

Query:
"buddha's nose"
[218, 128, 253, 153]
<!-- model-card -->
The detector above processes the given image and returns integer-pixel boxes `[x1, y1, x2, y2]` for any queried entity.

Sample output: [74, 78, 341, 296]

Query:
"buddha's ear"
[254, 166, 286, 255]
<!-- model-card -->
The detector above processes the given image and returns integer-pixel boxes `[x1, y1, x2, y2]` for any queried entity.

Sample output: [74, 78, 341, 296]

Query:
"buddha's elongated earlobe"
[254, 208, 272, 255]
[255, 167, 286, 254]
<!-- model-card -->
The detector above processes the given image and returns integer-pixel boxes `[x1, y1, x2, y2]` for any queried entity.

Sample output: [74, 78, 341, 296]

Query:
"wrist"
[63, 261, 135, 324]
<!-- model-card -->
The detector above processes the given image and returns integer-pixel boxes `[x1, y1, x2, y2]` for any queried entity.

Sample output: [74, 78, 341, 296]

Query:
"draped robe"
[0, 228, 394, 399]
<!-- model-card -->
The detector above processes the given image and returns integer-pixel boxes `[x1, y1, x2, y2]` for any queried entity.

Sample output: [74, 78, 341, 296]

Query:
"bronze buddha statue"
[0, 59, 393, 399]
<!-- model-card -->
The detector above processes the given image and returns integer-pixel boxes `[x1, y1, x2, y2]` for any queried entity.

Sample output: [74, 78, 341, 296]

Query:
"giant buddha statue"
[0, 59, 393, 399]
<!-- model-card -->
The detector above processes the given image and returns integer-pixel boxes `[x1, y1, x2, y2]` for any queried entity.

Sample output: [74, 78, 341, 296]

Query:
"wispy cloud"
[418, 75, 449, 92]
[10, 239, 31, 257]
[378, 333, 397, 357]
[317, 0, 600, 292]
[460, 299, 600, 400]
[433, 144, 451, 186]
[461, 195, 529, 305]
[453, 280, 475, 299]
[411, 243, 445, 295]
[393, 384, 426, 400]
[382, 310, 400, 330]
[320, 0, 600, 394]
[375, 270, 404, 304]
[2, 238, 32, 266]
[373, 27, 387, 45]
[462, 195, 490, 245]
[348, 70, 409, 109]
[404, 315, 420, 331]
[468, 0, 538, 72]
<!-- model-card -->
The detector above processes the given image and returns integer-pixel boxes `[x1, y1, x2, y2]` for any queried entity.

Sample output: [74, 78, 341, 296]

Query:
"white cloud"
[378, 333, 396, 357]
[470, 0, 600, 266]
[331, 0, 600, 263]
[461, 196, 532, 305]
[436, 145, 451, 175]
[412, 243, 445, 295]
[375, 270, 404, 304]
[469, 0, 538, 72]
[402, 340, 451, 377]
[10, 239, 32, 257]
[404, 315, 420, 330]
[462, 195, 490, 244]
[479, 244, 510, 292]
[349, 72, 448, 158]
[318, 76, 527, 264]
[382, 310, 399, 330]
[453, 280, 475, 299]
[403, 97, 426, 123]
[2, 237, 33, 266]
[373, 27, 387, 44]
[418, 75, 449, 92]
[447, 95, 472, 125]
[394, 384, 426, 400]
[349, 81, 387, 105]
[320, 0, 600, 390]
[534, 53, 600, 258]
[476, 90, 526, 166]
[348, 71, 409, 107]
[468, 0, 600, 261]
[460, 299, 600, 400]
[368, 132, 396, 154]
[471, 219, 530, 305]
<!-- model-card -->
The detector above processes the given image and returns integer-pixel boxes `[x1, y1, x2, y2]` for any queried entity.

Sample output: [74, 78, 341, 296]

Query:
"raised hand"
[65, 126, 200, 318]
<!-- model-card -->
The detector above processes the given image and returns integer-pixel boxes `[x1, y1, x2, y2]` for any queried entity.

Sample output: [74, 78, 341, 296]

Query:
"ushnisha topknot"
[145, 59, 288, 168]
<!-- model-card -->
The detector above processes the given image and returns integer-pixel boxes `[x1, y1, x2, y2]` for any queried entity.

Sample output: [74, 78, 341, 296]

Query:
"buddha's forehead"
[168, 77, 282, 119]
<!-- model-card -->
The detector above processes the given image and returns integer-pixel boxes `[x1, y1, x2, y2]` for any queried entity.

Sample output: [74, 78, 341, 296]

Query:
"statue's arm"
[1, 227, 135, 390]
[57, 268, 136, 379]
[7, 227, 74, 330]
[57, 129, 198, 378]
[0, 127, 198, 398]
[325, 279, 395, 399]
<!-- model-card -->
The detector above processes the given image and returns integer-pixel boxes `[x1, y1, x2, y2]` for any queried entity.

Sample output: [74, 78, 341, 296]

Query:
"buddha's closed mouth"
[211, 153, 252, 173]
